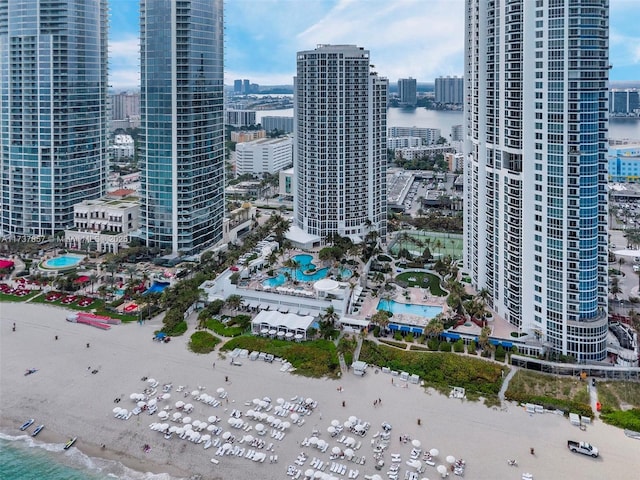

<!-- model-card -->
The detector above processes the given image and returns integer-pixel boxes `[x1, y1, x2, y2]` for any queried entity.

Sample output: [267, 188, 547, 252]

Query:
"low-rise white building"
[110, 134, 135, 159]
[387, 137, 422, 149]
[64, 195, 139, 253]
[235, 137, 293, 175]
[395, 145, 455, 161]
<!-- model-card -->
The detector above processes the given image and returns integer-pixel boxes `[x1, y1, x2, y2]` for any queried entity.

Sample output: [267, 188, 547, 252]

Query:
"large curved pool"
[377, 299, 442, 319]
[41, 254, 84, 270]
[263, 254, 352, 288]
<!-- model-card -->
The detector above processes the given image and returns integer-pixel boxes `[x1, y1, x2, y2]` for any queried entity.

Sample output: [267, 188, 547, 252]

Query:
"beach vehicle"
[19, 419, 35, 431]
[32, 425, 45, 437]
[64, 437, 77, 450]
[567, 440, 599, 458]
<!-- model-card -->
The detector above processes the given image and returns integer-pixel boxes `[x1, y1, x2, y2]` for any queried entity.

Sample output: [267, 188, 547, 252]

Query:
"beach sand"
[1, 303, 639, 480]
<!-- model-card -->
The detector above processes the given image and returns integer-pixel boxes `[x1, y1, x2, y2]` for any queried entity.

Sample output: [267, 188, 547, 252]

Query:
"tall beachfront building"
[293, 45, 388, 246]
[397, 78, 417, 107]
[140, 0, 225, 255]
[464, 0, 609, 361]
[0, 0, 108, 237]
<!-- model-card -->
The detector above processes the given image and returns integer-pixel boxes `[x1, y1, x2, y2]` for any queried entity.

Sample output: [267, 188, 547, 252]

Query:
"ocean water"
[0, 433, 182, 480]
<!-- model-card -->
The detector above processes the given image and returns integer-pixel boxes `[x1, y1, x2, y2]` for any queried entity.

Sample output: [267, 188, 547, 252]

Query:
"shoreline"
[2, 303, 639, 480]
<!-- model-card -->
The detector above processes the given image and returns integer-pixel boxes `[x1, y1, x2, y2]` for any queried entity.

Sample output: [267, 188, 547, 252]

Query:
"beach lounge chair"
[355, 440, 362, 450]
[210, 458, 219, 465]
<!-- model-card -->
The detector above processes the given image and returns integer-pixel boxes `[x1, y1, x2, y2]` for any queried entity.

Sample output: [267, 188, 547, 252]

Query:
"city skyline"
[109, 0, 640, 91]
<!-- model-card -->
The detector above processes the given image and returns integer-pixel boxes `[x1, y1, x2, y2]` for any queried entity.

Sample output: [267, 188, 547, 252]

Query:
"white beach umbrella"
[343, 420, 352, 429]
[267, 415, 275, 424]
[305, 469, 315, 478]
[332, 446, 341, 455]
[371, 475, 383, 480]
[148, 399, 157, 406]
[206, 425, 216, 432]
[253, 398, 261, 405]
[227, 417, 235, 425]
[192, 420, 201, 428]
[201, 434, 211, 442]
[162, 393, 170, 400]
[276, 397, 284, 404]
[182, 416, 192, 424]
[208, 415, 217, 423]
[348, 415, 357, 423]
[255, 423, 265, 432]
[169, 426, 178, 433]
[176, 427, 184, 436]
[191, 390, 200, 397]
[429, 448, 439, 457]
[412, 439, 421, 448]
[436, 465, 447, 475]
[331, 419, 340, 427]
[317, 439, 327, 449]
[147, 378, 156, 384]
[184, 403, 193, 411]
[222, 442, 232, 451]
[199, 422, 208, 431]
[120, 409, 129, 415]
[308, 437, 318, 445]
[344, 448, 354, 459]
[291, 413, 299, 422]
[172, 412, 182, 420]
[327, 426, 336, 434]
[157, 411, 168, 419]
[263, 396, 271, 403]
[130, 393, 138, 400]
[273, 418, 282, 427]
[161, 423, 169, 431]
[313, 471, 323, 479]
[217, 387, 225, 394]
[222, 431, 231, 440]
[281, 421, 291, 429]
[259, 412, 268, 420]
[113, 407, 123, 414]
[175, 401, 184, 408]
[259, 400, 268, 408]
[305, 397, 313, 404]
[446, 455, 456, 464]
[345, 437, 356, 447]
[183, 424, 192, 431]
[412, 460, 422, 470]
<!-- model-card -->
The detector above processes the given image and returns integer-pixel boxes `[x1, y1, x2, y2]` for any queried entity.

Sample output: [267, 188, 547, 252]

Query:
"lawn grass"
[30, 292, 139, 322]
[396, 271, 445, 296]
[597, 381, 640, 431]
[0, 290, 41, 302]
[221, 336, 340, 378]
[359, 340, 506, 401]
[504, 370, 592, 418]
[206, 318, 244, 337]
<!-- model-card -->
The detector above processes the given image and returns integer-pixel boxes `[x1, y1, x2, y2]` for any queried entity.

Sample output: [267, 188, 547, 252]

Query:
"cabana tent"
[251, 310, 315, 341]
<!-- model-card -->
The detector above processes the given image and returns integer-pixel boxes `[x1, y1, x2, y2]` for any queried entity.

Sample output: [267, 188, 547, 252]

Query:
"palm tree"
[371, 310, 390, 330]
[88, 273, 99, 295]
[225, 294, 244, 313]
[424, 316, 444, 338]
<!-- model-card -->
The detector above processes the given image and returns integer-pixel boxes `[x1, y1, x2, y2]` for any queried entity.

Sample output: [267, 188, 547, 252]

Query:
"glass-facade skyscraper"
[464, 0, 609, 361]
[294, 44, 388, 244]
[140, 0, 225, 255]
[0, 0, 108, 237]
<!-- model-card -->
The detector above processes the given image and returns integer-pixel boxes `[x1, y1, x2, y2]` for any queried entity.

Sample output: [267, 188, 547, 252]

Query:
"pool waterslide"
[76, 317, 111, 330]
[66, 312, 116, 329]
[76, 312, 121, 325]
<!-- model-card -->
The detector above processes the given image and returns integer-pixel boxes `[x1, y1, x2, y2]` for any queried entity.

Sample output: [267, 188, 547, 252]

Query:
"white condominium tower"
[464, 0, 609, 361]
[294, 45, 388, 244]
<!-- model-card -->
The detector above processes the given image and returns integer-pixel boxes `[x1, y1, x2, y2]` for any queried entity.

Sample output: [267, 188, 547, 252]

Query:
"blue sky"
[109, 0, 640, 91]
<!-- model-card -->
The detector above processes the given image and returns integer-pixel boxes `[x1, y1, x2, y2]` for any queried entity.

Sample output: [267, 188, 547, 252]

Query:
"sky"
[109, 0, 640, 91]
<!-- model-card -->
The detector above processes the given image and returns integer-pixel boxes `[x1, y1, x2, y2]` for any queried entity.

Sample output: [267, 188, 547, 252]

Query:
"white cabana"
[251, 310, 315, 341]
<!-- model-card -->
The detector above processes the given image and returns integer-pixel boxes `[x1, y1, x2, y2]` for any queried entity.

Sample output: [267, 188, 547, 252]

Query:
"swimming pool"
[263, 254, 352, 288]
[377, 299, 442, 319]
[145, 282, 169, 294]
[41, 254, 84, 270]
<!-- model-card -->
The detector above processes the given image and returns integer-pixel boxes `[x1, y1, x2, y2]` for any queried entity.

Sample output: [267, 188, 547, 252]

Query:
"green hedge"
[221, 336, 339, 378]
[189, 331, 221, 353]
[600, 408, 640, 431]
[504, 392, 593, 418]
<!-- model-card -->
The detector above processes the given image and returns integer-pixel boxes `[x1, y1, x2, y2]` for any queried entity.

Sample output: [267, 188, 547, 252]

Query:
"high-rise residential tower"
[294, 44, 387, 245]
[464, 0, 609, 361]
[0, 0, 108, 237]
[435, 76, 464, 105]
[140, 0, 225, 255]
[398, 78, 417, 107]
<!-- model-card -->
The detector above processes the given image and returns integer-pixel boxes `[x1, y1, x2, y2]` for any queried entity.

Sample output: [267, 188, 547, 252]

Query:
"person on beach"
[13, 323, 16, 332]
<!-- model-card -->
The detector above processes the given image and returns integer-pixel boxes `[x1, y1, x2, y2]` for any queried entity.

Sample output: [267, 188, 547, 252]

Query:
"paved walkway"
[498, 365, 518, 406]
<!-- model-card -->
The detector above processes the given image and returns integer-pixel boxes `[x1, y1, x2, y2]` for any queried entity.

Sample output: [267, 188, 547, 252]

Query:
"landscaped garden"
[221, 336, 340, 378]
[395, 271, 446, 296]
[504, 370, 593, 418]
[189, 331, 222, 354]
[358, 340, 507, 404]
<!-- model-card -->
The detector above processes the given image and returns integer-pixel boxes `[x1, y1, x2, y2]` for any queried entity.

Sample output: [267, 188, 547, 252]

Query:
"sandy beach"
[1, 302, 639, 480]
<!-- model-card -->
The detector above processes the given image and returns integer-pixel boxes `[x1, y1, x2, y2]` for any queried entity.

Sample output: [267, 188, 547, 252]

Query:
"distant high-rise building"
[243, 79, 250, 94]
[609, 89, 640, 115]
[464, 0, 609, 361]
[397, 78, 417, 107]
[261, 116, 294, 134]
[435, 76, 463, 104]
[294, 44, 387, 244]
[110, 92, 141, 121]
[225, 110, 257, 128]
[140, 0, 225, 255]
[0, 0, 109, 237]
[234, 79, 243, 94]
[450, 125, 464, 142]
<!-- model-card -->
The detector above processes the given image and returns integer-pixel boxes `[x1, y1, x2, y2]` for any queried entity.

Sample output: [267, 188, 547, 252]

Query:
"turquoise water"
[42, 255, 83, 269]
[263, 254, 352, 288]
[0, 434, 181, 480]
[377, 299, 442, 319]
[144, 282, 169, 294]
